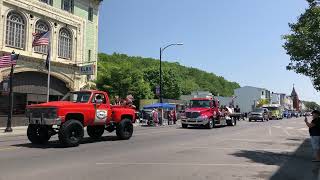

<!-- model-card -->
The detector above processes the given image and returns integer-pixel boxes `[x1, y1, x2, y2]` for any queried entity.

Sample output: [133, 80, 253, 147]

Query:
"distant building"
[215, 96, 233, 107]
[180, 91, 213, 102]
[0, 0, 102, 115]
[300, 101, 306, 111]
[271, 93, 281, 105]
[283, 95, 293, 110]
[291, 86, 300, 111]
[234, 86, 271, 113]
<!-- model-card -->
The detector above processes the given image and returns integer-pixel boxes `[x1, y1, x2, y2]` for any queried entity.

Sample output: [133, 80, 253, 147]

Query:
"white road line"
[273, 126, 281, 129]
[286, 127, 295, 130]
[222, 138, 286, 143]
[0, 147, 21, 151]
[298, 128, 308, 131]
[297, 130, 308, 136]
[177, 146, 295, 152]
[95, 162, 277, 168]
[134, 130, 178, 136]
[268, 126, 272, 136]
[282, 128, 291, 136]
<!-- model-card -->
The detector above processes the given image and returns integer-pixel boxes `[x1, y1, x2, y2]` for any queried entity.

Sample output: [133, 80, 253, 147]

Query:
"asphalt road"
[0, 118, 317, 180]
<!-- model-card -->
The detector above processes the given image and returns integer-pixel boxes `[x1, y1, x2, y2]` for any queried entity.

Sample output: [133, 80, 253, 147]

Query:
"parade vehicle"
[262, 104, 283, 120]
[26, 90, 136, 147]
[248, 108, 270, 122]
[181, 97, 236, 129]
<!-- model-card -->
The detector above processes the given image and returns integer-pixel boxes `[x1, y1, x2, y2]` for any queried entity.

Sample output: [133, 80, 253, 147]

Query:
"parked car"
[248, 108, 269, 122]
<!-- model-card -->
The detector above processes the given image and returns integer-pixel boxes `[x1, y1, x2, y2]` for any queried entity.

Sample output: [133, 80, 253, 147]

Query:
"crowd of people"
[151, 108, 177, 126]
[113, 95, 136, 108]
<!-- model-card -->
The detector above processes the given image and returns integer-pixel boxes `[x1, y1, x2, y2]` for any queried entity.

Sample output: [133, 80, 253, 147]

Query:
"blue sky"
[98, 0, 320, 103]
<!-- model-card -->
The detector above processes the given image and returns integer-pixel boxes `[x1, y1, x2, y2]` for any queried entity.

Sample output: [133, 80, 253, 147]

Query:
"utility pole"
[159, 48, 163, 103]
[159, 43, 183, 103]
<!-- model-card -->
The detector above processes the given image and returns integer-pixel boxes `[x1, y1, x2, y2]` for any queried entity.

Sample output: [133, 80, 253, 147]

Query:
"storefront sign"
[79, 64, 95, 75]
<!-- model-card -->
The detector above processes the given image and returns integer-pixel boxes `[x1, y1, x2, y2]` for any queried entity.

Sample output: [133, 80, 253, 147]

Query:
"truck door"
[92, 93, 110, 125]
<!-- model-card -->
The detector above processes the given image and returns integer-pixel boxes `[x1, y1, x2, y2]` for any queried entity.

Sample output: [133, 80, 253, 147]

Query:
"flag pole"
[5, 52, 15, 132]
[46, 44, 51, 102]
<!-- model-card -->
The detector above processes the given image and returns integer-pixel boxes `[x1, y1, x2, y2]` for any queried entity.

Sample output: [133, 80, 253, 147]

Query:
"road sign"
[79, 64, 95, 75]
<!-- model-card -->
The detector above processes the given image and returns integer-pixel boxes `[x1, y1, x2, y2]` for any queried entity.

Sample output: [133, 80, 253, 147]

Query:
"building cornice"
[4, 0, 84, 27]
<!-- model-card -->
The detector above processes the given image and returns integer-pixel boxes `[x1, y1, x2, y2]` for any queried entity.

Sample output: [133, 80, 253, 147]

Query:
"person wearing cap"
[305, 110, 320, 162]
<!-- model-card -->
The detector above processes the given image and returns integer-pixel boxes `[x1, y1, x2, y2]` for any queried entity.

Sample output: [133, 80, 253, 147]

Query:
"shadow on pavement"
[231, 138, 320, 180]
[11, 136, 121, 149]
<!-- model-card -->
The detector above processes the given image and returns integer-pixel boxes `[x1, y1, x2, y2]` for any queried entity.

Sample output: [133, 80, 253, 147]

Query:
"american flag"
[0, 54, 18, 68]
[32, 31, 50, 47]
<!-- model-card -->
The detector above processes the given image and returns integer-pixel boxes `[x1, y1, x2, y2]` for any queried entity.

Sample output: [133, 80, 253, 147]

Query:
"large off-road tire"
[87, 125, 105, 139]
[227, 118, 236, 126]
[58, 120, 84, 147]
[116, 119, 133, 140]
[182, 124, 188, 128]
[205, 119, 214, 129]
[27, 124, 51, 144]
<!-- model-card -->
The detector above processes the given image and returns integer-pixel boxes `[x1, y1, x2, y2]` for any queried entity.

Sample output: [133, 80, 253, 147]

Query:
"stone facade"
[0, 0, 102, 119]
[0, 0, 101, 90]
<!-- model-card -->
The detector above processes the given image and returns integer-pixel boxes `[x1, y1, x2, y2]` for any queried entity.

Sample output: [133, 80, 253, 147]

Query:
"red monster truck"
[26, 90, 136, 147]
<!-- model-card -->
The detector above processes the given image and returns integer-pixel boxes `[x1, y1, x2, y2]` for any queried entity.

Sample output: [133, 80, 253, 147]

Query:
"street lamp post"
[159, 43, 183, 103]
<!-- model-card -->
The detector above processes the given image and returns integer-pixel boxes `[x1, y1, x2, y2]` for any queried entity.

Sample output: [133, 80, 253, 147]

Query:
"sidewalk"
[0, 126, 27, 137]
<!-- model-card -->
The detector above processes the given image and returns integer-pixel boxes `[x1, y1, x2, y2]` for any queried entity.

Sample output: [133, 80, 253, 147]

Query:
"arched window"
[5, 11, 26, 49]
[58, 28, 72, 59]
[34, 20, 50, 54]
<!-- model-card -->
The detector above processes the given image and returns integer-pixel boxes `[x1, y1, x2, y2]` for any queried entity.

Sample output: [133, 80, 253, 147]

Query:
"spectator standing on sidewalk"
[305, 110, 320, 162]
[158, 108, 163, 126]
[152, 108, 159, 126]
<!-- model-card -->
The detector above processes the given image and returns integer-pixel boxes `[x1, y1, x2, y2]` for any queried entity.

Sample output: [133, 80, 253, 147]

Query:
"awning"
[143, 103, 175, 110]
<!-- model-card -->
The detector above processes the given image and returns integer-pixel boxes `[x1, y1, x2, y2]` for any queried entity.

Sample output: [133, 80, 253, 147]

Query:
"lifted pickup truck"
[26, 90, 136, 147]
[181, 97, 236, 129]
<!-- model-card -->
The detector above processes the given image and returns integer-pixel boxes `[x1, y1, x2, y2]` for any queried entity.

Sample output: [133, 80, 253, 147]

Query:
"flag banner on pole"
[32, 31, 51, 69]
[45, 48, 50, 70]
[32, 31, 50, 47]
[0, 54, 19, 69]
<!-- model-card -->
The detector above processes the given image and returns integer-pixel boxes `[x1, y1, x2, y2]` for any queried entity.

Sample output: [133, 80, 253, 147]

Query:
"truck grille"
[186, 112, 200, 118]
[27, 108, 57, 119]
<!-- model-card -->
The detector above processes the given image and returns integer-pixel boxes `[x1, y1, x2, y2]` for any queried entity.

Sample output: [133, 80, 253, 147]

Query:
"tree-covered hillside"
[96, 53, 240, 100]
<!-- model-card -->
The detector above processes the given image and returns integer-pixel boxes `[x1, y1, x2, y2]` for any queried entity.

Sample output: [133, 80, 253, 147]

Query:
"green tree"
[143, 68, 182, 99]
[304, 101, 320, 110]
[97, 53, 240, 99]
[96, 65, 153, 100]
[256, 99, 270, 107]
[283, 0, 320, 90]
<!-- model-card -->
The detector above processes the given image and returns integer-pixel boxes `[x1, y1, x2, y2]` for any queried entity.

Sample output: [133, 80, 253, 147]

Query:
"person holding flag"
[32, 31, 51, 101]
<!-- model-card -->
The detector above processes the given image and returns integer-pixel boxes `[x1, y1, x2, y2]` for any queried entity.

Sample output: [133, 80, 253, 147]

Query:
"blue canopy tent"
[143, 103, 175, 110]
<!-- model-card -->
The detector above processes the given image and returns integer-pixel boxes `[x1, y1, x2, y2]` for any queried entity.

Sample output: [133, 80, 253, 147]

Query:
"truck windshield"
[253, 108, 264, 113]
[190, 100, 210, 108]
[61, 92, 92, 103]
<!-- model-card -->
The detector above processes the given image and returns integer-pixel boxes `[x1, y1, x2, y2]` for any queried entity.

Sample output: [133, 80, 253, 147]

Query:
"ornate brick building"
[291, 86, 300, 111]
[0, 0, 102, 116]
